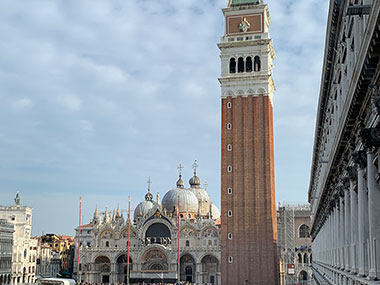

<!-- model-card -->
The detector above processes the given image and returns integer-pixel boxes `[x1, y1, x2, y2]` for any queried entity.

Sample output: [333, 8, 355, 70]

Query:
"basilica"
[74, 164, 221, 284]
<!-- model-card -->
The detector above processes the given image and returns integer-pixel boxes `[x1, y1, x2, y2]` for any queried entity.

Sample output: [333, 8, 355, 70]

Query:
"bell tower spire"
[218, 0, 279, 284]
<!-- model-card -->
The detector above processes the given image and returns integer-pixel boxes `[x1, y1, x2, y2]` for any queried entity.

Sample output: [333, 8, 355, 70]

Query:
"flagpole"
[127, 196, 131, 285]
[77, 197, 82, 284]
[177, 195, 180, 284]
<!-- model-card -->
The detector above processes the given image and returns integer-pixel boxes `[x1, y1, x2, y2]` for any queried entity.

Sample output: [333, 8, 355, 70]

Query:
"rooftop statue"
[14, 192, 20, 206]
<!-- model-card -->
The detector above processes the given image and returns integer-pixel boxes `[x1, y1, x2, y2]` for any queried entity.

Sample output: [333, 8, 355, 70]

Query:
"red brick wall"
[221, 94, 279, 284]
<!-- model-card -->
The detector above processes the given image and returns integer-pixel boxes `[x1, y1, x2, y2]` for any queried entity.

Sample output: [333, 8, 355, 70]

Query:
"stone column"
[349, 169, 358, 274]
[339, 194, 345, 269]
[344, 181, 351, 272]
[332, 207, 337, 267]
[110, 262, 116, 283]
[367, 149, 380, 279]
[335, 201, 341, 269]
[329, 214, 333, 265]
[353, 150, 369, 276]
[358, 165, 369, 276]
[195, 263, 202, 284]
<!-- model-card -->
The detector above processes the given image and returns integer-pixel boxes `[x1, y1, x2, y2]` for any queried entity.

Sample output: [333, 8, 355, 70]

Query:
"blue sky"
[0, 0, 329, 235]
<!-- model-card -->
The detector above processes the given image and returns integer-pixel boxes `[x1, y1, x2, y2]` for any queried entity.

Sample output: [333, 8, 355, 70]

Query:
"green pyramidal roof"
[230, 0, 261, 5]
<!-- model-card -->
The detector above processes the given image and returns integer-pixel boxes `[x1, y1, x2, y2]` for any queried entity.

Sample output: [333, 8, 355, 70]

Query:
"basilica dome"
[211, 203, 220, 219]
[189, 174, 211, 216]
[134, 190, 156, 219]
[162, 175, 199, 213]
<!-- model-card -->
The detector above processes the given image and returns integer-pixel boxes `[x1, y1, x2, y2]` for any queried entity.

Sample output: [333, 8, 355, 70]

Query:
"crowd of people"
[80, 281, 214, 285]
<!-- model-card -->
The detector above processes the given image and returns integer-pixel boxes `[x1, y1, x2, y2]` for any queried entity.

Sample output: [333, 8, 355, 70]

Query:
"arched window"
[238, 57, 244, 73]
[186, 240, 190, 247]
[105, 241, 109, 247]
[310, 253, 312, 264]
[246, 56, 252, 72]
[298, 270, 308, 281]
[298, 253, 302, 264]
[229, 58, 236, 73]
[254, 56, 261, 71]
[304, 253, 309, 264]
[299, 224, 310, 238]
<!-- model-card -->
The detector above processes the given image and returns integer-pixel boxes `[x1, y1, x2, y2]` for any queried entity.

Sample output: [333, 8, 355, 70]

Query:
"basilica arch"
[120, 228, 137, 239]
[144, 222, 171, 246]
[180, 253, 196, 282]
[141, 249, 168, 271]
[115, 254, 133, 283]
[201, 227, 219, 247]
[94, 256, 111, 283]
[99, 229, 116, 248]
[200, 254, 219, 284]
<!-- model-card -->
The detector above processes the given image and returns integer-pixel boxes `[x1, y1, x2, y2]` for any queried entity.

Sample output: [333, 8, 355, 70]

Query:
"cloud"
[12, 98, 33, 110]
[0, 0, 329, 234]
[56, 95, 82, 112]
[80, 120, 94, 133]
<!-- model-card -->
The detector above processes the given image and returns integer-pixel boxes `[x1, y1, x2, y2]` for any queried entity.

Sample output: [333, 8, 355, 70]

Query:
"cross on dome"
[147, 177, 152, 191]
[145, 177, 153, 201]
[176, 162, 185, 188]
[177, 162, 184, 175]
[192, 160, 198, 174]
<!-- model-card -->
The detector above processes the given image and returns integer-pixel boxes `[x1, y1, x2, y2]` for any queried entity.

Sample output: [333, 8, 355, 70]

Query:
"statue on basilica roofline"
[14, 192, 20, 206]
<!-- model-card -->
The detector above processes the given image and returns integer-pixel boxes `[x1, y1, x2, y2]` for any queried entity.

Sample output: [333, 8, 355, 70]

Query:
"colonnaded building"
[308, 0, 380, 284]
[74, 166, 221, 284]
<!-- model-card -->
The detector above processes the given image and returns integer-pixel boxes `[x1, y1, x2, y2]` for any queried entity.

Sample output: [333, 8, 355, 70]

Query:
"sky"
[0, 0, 329, 236]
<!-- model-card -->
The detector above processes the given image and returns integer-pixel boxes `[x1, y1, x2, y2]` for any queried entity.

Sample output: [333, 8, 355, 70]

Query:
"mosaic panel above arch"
[181, 227, 196, 238]
[100, 230, 115, 239]
[202, 228, 218, 238]
[120, 229, 137, 239]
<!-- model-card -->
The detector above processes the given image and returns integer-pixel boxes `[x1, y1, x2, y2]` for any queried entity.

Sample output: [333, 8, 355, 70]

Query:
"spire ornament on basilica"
[189, 160, 201, 188]
[176, 163, 185, 188]
[145, 177, 153, 201]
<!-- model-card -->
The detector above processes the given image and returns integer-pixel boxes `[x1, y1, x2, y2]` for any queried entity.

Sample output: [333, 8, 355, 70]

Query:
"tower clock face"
[226, 13, 263, 35]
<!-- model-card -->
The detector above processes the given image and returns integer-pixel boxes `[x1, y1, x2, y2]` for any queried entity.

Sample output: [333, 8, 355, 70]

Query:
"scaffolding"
[277, 204, 297, 285]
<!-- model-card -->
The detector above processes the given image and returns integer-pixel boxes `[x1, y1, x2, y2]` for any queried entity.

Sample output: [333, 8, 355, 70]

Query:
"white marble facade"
[0, 219, 14, 284]
[0, 194, 37, 284]
[74, 169, 221, 284]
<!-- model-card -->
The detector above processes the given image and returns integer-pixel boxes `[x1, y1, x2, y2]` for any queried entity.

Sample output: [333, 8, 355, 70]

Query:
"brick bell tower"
[218, 0, 279, 284]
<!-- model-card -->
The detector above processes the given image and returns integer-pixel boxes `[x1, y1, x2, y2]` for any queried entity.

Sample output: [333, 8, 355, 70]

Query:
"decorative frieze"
[359, 127, 380, 150]
[352, 150, 367, 169]
[371, 85, 380, 115]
